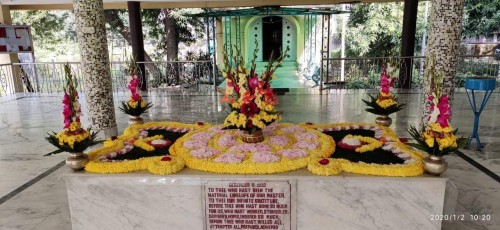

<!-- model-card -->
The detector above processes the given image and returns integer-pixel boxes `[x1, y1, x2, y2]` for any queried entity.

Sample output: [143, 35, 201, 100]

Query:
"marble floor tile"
[0, 166, 71, 230]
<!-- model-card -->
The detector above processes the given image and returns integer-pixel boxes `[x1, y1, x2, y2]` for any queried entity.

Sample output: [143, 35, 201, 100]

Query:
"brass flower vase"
[423, 155, 448, 176]
[66, 152, 88, 171]
[242, 130, 264, 143]
[375, 115, 392, 126]
[129, 115, 144, 125]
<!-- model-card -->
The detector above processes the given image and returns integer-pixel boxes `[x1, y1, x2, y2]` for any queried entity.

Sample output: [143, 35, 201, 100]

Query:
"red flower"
[197, 122, 204, 126]
[242, 90, 256, 104]
[221, 94, 235, 104]
[246, 120, 253, 128]
[319, 158, 330, 165]
[228, 81, 240, 93]
[240, 101, 259, 117]
[161, 156, 172, 161]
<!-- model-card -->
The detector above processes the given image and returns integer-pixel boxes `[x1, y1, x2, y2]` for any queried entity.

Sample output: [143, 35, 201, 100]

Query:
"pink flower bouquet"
[363, 66, 406, 115]
[119, 57, 152, 116]
[45, 64, 100, 156]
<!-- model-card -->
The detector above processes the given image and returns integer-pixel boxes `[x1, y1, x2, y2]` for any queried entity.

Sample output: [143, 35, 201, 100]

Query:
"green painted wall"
[218, 15, 306, 68]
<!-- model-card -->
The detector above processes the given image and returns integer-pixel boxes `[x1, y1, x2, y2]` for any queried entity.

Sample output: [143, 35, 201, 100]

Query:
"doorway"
[262, 16, 282, 61]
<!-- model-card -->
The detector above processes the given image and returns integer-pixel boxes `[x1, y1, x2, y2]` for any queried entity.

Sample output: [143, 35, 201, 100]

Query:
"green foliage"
[345, 2, 430, 57]
[142, 8, 205, 60]
[463, 0, 500, 36]
[12, 10, 79, 61]
[45, 129, 101, 156]
[362, 94, 406, 115]
[119, 100, 153, 116]
[407, 125, 467, 157]
[344, 67, 379, 89]
[345, 3, 404, 57]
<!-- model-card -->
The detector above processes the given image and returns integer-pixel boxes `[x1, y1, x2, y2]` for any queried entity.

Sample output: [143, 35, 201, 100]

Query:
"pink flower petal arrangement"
[251, 151, 280, 163]
[269, 135, 289, 146]
[191, 147, 219, 159]
[215, 153, 246, 163]
[278, 149, 308, 159]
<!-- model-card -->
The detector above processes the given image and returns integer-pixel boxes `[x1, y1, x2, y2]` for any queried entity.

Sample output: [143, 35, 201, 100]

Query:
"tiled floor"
[0, 88, 499, 229]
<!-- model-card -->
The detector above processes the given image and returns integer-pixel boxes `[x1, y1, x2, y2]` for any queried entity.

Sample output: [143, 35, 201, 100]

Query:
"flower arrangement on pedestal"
[407, 64, 465, 176]
[45, 64, 100, 170]
[221, 46, 289, 143]
[119, 57, 152, 124]
[362, 61, 406, 126]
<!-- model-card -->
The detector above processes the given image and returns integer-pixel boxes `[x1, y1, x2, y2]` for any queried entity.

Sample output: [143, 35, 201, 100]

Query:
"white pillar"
[424, 0, 465, 120]
[73, 0, 117, 138]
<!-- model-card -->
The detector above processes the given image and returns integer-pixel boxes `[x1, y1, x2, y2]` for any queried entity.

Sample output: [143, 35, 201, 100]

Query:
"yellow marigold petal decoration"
[307, 158, 343, 176]
[147, 156, 185, 175]
[339, 159, 423, 177]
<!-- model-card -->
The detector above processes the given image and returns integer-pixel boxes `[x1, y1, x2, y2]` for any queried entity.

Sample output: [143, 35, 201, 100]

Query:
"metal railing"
[319, 55, 500, 90]
[0, 55, 498, 96]
[0, 60, 217, 96]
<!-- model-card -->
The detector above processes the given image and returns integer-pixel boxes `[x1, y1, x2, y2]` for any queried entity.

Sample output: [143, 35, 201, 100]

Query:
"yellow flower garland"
[132, 135, 164, 151]
[85, 121, 423, 177]
[147, 156, 185, 175]
[307, 158, 342, 176]
[85, 121, 209, 175]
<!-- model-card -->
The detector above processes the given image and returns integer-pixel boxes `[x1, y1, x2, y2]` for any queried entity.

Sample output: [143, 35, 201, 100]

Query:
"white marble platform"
[66, 169, 456, 230]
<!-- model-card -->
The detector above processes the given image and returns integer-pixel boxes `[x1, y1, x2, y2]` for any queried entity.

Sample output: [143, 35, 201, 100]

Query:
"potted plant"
[45, 64, 101, 170]
[362, 59, 405, 126]
[407, 61, 466, 176]
[220, 43, 288, 143]
[119, 57, 153, 124]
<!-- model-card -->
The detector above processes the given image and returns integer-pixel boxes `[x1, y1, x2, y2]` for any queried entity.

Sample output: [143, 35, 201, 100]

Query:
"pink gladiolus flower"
[62, 93, 71, 104]
[64, 119, 71, 128]
[436, 95, 451, 127]
[131, 94, 141, 101]
[249, 77, 259, 89]
[63, 107, 72, 117]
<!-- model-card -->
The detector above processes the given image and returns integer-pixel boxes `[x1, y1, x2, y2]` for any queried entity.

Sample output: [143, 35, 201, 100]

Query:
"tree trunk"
[162, 9, 178, 61]
[161, 9, 180, 84]
[103, 10, 163, 80]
